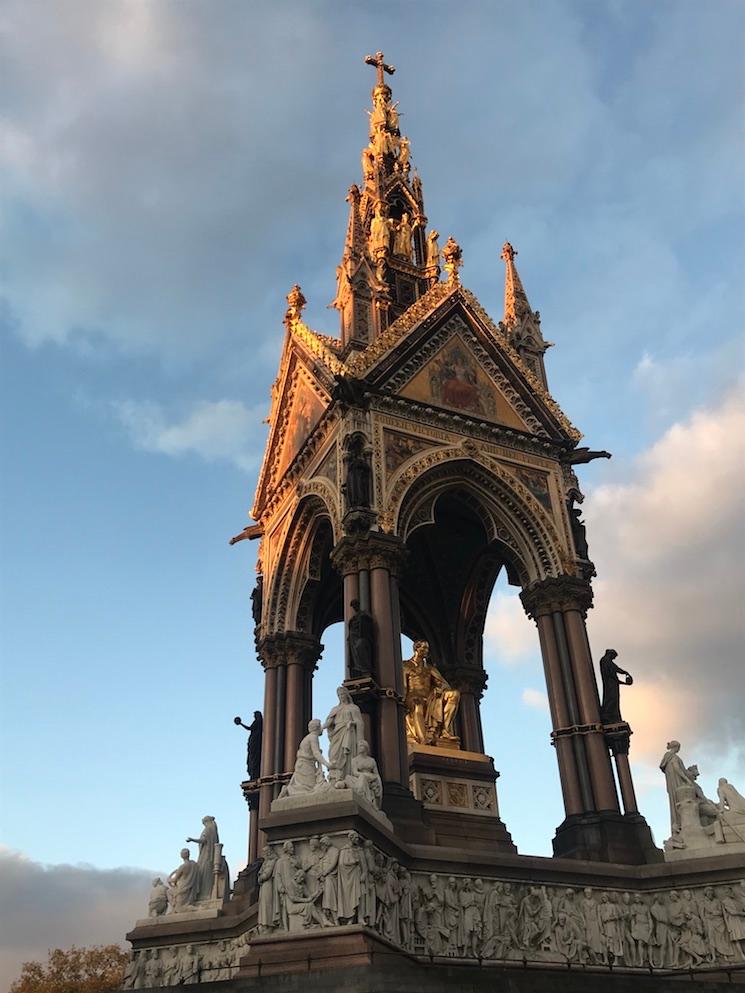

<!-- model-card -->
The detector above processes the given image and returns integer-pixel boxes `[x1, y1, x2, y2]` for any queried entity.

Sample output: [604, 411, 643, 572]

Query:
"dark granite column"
[522, 576, 660, 864]
[450, 668, 487, 754]
[331, 533, 427, 837]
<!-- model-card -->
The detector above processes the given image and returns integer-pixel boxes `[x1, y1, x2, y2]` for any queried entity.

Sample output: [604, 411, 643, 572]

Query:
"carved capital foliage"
[258, 631, 323, 671]
[449, 666, 489, 699]
[521, 574, 594, 620]
[330, 532, 407, 577]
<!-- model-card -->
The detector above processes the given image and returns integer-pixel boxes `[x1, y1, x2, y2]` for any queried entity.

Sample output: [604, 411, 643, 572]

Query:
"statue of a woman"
[279, 719, 329, 797]
[324, 687, 364, 781]
[598, 649, 632, 724]
[186, 816, 219, 902]
[426, 230, 439, 269]
[369, 202, 390, 256]
[346, 740, 383, 808]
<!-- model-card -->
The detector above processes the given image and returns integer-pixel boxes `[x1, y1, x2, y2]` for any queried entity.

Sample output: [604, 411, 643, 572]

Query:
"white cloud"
[585, 385, 745, 770]
[521, 688, 549, 712]
[483, 589, 537, 665]
[0, 847, 153, 991]
[114, 398, 266, 471]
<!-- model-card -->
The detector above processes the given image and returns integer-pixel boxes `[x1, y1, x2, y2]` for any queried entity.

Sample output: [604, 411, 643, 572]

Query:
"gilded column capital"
[258, 631, 323, 672]
[330, 532, 407, 577]
[520, 575, 594, 620]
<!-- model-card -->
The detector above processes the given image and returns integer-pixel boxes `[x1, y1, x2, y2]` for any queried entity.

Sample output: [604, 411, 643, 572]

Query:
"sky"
[1, 0, 744, 987]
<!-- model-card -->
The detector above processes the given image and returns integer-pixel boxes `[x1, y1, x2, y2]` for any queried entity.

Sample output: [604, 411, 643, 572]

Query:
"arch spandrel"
[264, 493, 341, 639]
[383, 448, 567, 585]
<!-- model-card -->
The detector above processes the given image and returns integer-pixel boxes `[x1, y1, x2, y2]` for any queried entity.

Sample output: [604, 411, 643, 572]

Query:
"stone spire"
[500, 241, 552, 389]
[331, 53, 439, 351]
[500, 241, 532, 328]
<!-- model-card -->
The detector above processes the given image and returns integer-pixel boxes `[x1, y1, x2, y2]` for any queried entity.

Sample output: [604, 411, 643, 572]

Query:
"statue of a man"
[393, 212, 413, 259]
[369, 202, 390, 256]
[426, 230, 440, 269]
[348, 600, 374, 678]
[251, 576, 263, 627]
[279, 719, 329, 797]
[598, 649, 632, 725]
[718, 778, 745, 815]
[402, 640, 460, 745]
[568, 496, 590, 560]
[660, 741, 693, 836]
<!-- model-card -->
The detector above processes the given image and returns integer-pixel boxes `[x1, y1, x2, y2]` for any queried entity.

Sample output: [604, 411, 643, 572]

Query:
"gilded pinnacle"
[442, 236, 463, 284]
[284, 284, 306, 326]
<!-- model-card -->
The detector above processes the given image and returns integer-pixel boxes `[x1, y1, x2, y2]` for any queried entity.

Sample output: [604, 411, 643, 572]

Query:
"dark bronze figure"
[347, 599, 374, 678]
[235, 711, 263, 780]
[344, 433, 372, 509]
[568, 497, 590, 560]
[599, 650, 633, 725]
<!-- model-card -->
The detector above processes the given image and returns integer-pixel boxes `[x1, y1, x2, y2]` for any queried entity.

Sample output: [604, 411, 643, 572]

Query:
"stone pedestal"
[553, 810, 662, 864]
[408, 744, 516, 853]
[238, 924, 409, 979]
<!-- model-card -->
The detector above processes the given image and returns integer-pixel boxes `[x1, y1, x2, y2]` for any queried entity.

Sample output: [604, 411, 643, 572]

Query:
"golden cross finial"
[364, 51, 396, 87]
[501, 241, 517, 263]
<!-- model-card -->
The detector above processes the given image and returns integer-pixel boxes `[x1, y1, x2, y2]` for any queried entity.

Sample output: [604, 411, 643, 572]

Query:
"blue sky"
[1, 0, 744, 984]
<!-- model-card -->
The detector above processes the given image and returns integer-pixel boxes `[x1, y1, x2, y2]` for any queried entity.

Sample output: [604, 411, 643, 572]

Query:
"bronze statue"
[598, 650, 632, 725]
[402, 641, 460, 746]
[251, 575, 263, 627]
[347, 599, 374, 678]
[235, 711, 263, 780]
[343, 434, 371, 509]
[567, 497, 590, 560]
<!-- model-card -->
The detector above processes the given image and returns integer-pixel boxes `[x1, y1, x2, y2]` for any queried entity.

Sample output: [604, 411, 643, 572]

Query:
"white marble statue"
[186, 815, 220, 903]
[324, 687, 365, 782]
[148, 877, 169, 917]
[661, 741, 745, 858]
[345, 739, 383, 808]
[278, 719, 329, 797]
[168, 848, 199, 912]
[718, 778, 745, 815]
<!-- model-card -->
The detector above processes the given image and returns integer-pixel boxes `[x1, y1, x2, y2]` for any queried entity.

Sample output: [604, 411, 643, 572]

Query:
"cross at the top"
[364, 50, 395, 87]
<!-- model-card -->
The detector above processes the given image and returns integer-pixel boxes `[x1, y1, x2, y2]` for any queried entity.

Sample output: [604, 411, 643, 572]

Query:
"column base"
[380, 781, 435, 844]
[552, 811, 663, 864]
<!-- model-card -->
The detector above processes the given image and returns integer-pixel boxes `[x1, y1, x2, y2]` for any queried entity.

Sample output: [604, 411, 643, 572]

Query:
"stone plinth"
[408, 744, 517, 853]
[270, 783, 393, 831]
[238, 923, 410, 978]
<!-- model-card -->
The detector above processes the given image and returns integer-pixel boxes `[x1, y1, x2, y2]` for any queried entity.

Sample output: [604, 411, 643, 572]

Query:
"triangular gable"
[252, 341, 330, 518]
[399, 331, 529, 431]
[353, 286, 580, 442]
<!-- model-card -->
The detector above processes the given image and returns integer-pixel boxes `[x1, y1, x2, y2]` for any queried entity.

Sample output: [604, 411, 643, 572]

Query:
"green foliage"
[9, 944, 128, 993]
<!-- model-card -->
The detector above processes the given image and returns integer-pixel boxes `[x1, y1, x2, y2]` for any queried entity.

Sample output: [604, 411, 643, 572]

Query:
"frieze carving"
[229, 830, 745, 973]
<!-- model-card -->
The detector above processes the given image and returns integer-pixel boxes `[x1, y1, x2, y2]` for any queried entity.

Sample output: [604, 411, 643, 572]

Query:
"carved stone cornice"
[258, 631, 323, 671]
[520, 575, 594, 620]
[330, 532, 407, 577]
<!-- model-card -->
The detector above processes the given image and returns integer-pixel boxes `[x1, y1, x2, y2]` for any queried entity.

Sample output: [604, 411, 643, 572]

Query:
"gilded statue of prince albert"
[402, 640, 461, 746]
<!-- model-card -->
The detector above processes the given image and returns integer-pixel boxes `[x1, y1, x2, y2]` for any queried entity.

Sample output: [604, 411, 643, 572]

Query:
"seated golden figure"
[403, 640, 460, 746]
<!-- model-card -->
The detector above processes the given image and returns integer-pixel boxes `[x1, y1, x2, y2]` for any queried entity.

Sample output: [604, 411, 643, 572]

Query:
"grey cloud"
[3, 0, 740, 402]
[0, 848, 155, 991]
